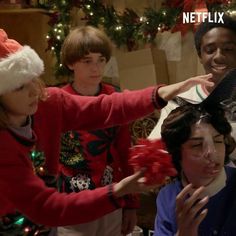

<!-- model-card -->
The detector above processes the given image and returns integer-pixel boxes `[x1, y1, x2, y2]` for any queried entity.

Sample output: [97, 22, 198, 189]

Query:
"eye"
[222, 43, 236, 51]
[223, 47, 235, 52]
[214, 141, 223, 144]
[204, 46, 216, 54]
[214, 135, 224, 144]
[15, 85, 24, 91]
[214, 138, 224, 144]
[191, 142, 203, 148]
[99, 57, 106, 63]
[82, 59, 92, 64]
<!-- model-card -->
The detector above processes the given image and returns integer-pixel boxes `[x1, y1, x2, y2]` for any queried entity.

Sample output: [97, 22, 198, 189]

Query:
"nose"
[213, 48, 225, 63]
[90, 62, 101, 71]
[203, 144, 217, 162]
[29, 81, 39, 97]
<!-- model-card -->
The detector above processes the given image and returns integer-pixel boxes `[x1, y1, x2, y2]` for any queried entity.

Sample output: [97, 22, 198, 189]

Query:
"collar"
[71, 82, 102, 96]
[9, 116, 32, 139]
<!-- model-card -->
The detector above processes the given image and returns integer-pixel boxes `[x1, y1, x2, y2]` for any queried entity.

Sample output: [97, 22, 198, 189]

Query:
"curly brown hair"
[161, 103, 235, 175]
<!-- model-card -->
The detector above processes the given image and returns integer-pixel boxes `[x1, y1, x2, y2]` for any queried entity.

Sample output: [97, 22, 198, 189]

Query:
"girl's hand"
[158, 73, 214, 101]
[176, 184, 209, 236]
[113, 169, 158, 197]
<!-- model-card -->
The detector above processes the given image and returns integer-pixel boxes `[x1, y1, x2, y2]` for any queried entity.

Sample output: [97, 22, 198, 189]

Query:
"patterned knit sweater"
[59, 83, 139, 208]
[0, 86, 162, 226]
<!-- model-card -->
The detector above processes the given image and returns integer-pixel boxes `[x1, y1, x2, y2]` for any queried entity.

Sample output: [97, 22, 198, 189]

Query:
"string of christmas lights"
[38, 0, 235, 78]
[0, 148, 52, 235]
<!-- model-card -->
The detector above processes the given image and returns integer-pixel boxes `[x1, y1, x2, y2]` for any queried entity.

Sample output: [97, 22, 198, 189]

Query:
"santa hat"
[0, 29, 44, 95]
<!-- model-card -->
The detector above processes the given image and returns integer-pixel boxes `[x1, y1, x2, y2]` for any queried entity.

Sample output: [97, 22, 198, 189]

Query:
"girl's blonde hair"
[61, 25, 112, 69]
[0, 78, 47, 129]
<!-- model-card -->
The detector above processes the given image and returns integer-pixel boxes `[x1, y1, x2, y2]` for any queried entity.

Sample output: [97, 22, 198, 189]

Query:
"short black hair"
[161, 103, 235, 175]
[194, 14, 236, 56]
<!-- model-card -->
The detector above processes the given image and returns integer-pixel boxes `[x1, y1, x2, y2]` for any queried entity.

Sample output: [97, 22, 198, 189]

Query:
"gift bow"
[129, 139, 177, 185]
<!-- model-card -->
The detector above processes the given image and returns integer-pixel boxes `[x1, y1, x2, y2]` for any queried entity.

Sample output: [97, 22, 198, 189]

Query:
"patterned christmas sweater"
[59, 83, 139, 208]
[0, 86, 163, 228]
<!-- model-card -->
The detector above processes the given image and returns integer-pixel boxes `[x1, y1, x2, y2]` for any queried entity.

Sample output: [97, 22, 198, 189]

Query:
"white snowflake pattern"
[101, 165, 113, 186]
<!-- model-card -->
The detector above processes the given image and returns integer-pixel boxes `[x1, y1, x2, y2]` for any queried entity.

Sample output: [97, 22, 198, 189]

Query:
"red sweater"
[60, 83, 138, 208]
[0, 86, 164, 226]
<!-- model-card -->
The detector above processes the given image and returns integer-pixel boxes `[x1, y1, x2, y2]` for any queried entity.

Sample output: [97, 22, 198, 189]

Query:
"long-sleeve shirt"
[0, 86, 164, 226]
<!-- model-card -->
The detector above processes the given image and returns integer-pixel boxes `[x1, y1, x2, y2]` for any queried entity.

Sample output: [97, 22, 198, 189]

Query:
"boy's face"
[68, 52, 107, 86]
[181, 122, 225, 187]
[200, 27, 236, 87]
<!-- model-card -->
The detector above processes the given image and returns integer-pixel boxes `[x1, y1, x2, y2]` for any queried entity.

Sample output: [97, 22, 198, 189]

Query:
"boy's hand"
[158, 73, 214, 101]
[176, 184, 209, 236]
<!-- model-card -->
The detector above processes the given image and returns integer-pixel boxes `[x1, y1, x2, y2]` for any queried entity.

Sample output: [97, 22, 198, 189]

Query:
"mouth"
[211, 64, 228, 74]
[205, 163, 221, 175]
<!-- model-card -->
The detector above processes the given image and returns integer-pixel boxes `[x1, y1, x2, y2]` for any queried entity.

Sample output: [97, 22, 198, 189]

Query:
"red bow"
[129, 139, 177, 185]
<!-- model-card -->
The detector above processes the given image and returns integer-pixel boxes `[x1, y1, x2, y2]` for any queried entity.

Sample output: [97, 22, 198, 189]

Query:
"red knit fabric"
[60, 83, 139, 208]
[0, 86, 159, 226]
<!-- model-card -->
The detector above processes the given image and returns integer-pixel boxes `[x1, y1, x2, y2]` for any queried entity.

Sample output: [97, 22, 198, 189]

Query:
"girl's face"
[1, 80, 40, 127]
[68, 52, 107, 86]
[181, 122, 225, 187]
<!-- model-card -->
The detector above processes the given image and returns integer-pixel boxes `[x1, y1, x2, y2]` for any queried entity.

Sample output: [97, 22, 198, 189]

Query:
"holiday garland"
[39, 0, 235, 77]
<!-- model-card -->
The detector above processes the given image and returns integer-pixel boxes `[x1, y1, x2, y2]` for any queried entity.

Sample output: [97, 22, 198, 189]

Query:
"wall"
[105, 0, 205, 87]
[0, 8, 55, 85]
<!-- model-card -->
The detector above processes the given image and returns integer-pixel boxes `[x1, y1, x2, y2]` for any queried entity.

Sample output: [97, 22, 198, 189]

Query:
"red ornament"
[129, 139, 177, 185]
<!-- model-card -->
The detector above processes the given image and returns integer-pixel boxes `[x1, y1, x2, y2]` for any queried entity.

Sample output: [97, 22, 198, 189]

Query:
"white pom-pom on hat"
[0, 29, 44, 95]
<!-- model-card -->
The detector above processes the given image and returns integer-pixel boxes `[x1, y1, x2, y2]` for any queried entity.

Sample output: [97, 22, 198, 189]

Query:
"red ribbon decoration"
[129, 139, 177, 185]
